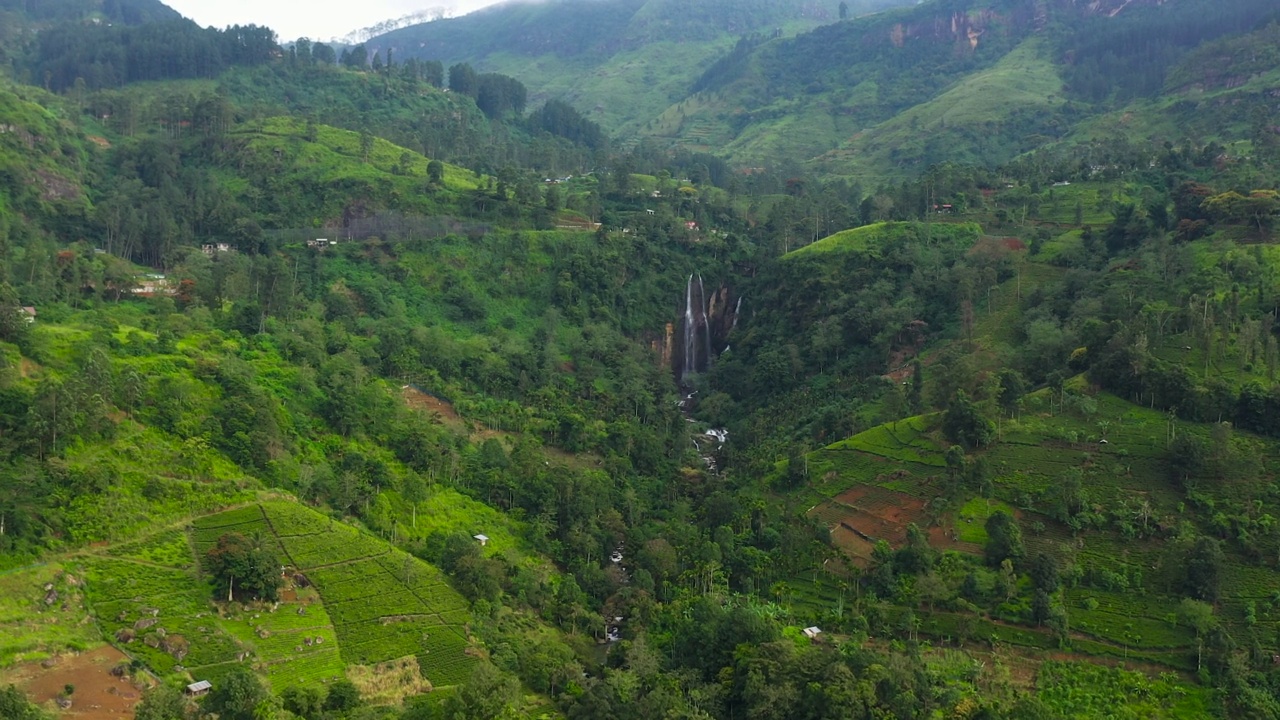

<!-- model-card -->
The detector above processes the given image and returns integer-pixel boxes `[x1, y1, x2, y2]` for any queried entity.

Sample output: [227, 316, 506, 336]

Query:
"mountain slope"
[811, 38, 1071, 180]
[0, 0, 182, 68]
[650, 0, 1280, 175]
[368, 0, 913, 135]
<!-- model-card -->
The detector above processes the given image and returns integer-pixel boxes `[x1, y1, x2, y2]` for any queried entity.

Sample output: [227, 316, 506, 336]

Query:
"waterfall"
[731, 296, 743, 330]
[682, 274, 696, 382]
[698, 275, 711, 376]
[679, 274, 721, 385]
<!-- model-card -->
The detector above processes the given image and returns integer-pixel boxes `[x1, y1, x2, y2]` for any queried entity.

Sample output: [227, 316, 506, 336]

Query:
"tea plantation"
[54, 498, 477, 693]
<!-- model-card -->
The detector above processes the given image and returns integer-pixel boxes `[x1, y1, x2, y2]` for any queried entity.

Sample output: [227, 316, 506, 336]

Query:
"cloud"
[163, 0, 505, 42]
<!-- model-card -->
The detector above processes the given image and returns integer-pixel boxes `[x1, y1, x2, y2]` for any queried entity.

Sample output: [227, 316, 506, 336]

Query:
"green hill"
[0, 498, 476, 694]
[369, 0, 912, 136]
[6, 0, 1280, 716]
[645, 0, 1280, 175]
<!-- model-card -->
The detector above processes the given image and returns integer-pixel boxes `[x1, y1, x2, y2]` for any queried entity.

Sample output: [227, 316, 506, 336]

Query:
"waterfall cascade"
[680, 275, 716, 384]
[682, 275, 697, 381]
[676, 276, 744, 384]
[675, 276, 734, 467]
[698, 275, 711, 377]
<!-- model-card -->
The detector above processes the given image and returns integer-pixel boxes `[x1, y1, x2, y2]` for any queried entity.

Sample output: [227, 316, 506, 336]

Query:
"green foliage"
[1057, 0, 1279, 104]
[204, 666, 271, 720]
[942, 391, 994, 450]
[984, 510, 1024, 567]
[204, 531, 283, 602]
[0, 685, 45, 720]
[133, 685, 191, 720]
[31, 19, 276, 92]
[1037, 661, 1210, 719]
[322, 678, 361, 712]
[1185, 536, 1224, 602]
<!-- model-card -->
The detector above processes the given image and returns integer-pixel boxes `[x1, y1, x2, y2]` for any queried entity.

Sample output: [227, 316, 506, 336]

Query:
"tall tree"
[984, 510, 1024, 567]
[205, 532, 282, 602]
[204, 667, 271, 720]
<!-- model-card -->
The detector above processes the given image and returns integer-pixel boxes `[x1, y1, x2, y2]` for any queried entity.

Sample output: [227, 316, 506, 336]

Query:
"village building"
[201, 243, 232, 256]
[186, 680, 212, 696]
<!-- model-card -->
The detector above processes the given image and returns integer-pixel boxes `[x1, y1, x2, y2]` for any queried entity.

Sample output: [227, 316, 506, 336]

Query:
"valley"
[1, 0, 1280, 718]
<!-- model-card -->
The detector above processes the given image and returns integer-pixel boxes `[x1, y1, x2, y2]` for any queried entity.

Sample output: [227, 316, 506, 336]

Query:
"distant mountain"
[0, 0, 183, 70]
[631, 0, 1280, 179]
[0, 0, 179, 26]
[373, 0, 1280, 180]
[367, 0, 914, 135]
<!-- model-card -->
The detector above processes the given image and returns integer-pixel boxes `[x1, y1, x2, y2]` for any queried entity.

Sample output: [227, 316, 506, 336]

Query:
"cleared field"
[0, 564, 103, 666]
[1065, 589, 1194, 650]
[78, 554, 243, 678]
[104, 529, 195, 569]
[1037, 660, 1210, 718]
[220, 601, 345, 689]
[952, 497, 1018, 546]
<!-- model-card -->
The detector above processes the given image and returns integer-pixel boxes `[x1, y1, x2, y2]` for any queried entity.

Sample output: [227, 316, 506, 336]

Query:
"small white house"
[802, 626, 822, 639]
[186, 680, 212, 696]
[473, 534, 489, 547]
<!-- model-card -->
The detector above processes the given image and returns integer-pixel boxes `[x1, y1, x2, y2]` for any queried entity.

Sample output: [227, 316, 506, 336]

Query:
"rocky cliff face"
[882, 0, 1172, 52]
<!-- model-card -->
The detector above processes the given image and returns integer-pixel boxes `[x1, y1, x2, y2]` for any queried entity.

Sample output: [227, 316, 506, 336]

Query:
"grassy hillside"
[370, 0, 911, 135]
[0, 82, 96, 226]
[811, 40, 1070, 181]
[223, 117, 484, 227]
[0, 497, 478, 698]
[632, 0, 1280, 177]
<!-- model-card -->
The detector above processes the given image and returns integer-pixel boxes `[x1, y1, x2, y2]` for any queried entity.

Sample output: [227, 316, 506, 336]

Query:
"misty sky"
[164, 0, 504, 42]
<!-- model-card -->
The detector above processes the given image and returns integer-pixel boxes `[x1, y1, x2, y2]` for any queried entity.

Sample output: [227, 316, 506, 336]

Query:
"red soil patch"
[810, 484, 928, 564]
[968, 235, 1027, 260]
[86, 136, 112, 149]
[6, 646, 142, 719]
[401, 386, 464, 426]
[829, 524, 877, 567]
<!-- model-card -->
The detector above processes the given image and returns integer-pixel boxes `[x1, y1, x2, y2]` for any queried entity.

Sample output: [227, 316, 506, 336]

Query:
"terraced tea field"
[257, 501, 477, 688]
[66, 498, 475, 693]
[78, 530, 245, 682]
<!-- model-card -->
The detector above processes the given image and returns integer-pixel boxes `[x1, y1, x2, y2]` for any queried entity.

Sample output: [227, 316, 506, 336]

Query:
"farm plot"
[1064, 589, 1193, 649]
[806, 447, 940, 500]
[258, 502, 478, 688]
[104, 528, 195, 569]
[219, 602, 345, 690]
[259, 499, 333, 537]
[264, 506, 390, 570]
[0, 563, 102, 666]
[78, 555, 243, 677]
[809, 483, 928, 561]
[312, 554, 476, 686]
[830, 417, 947, 467]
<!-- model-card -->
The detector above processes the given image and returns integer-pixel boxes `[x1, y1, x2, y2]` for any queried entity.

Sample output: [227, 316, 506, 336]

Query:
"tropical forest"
[2, 0, 1280, 718]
